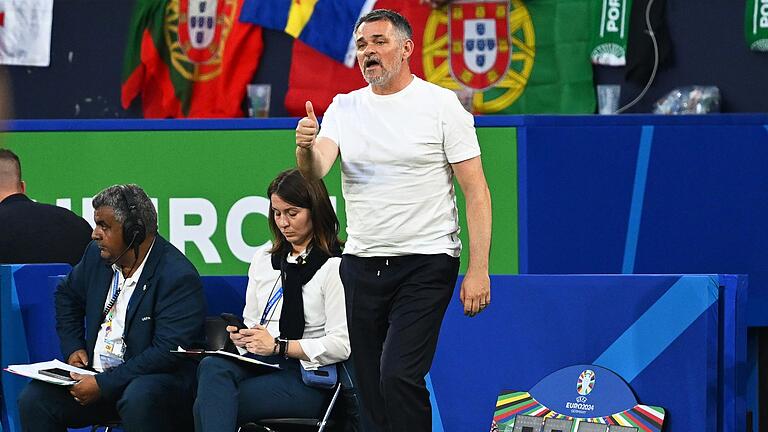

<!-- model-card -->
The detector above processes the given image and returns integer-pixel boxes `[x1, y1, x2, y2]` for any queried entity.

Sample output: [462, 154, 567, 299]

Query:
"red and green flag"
[284, 1, 432, 116]
[285, 0, 596, 116]
[470, 0, 597, 114]
[121, 0, 264, 118]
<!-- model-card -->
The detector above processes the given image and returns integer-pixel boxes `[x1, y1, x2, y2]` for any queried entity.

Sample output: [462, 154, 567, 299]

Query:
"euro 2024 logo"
[564, 369, 596, 413]
[577, 369, 595, 396]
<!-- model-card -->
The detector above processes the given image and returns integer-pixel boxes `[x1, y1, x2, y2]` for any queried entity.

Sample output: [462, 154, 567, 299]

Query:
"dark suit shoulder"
[152, 235, 201, 278]
[0, 196, 90, 228]
[0, 195, 93, 265]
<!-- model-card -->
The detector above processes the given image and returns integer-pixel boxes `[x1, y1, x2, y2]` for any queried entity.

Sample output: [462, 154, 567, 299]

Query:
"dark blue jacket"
[54, 235, 206, 400]
[0, 193, 92, 266]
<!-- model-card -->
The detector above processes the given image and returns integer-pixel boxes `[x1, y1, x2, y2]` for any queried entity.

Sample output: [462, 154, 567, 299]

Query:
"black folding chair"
[238, 380, 342, 432]
[207, 317, 355, 432]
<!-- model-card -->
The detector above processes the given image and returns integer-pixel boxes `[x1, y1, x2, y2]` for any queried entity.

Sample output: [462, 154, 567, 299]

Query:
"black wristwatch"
[277, 337, 289, 358]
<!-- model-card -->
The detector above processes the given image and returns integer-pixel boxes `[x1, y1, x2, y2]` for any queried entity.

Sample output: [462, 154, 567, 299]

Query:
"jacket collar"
[124, 235, 165, 327]
[0, 193, 31, 206]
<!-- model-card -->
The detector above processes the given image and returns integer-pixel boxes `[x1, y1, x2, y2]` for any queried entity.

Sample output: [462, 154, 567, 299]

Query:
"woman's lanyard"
[259, 276, 283, 326]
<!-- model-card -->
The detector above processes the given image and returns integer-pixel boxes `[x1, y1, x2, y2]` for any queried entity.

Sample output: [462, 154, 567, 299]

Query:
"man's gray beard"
[364, 74, 386, 86]
[363, 61, 402, 86]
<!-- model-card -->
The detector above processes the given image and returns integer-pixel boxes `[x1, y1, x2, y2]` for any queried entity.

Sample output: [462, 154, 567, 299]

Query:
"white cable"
[615, 0, 659, 114]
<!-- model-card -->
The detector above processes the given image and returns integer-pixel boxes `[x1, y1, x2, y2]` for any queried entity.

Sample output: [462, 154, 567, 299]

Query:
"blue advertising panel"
[519, 115, 768, 327]
[429, 274, 744, 432]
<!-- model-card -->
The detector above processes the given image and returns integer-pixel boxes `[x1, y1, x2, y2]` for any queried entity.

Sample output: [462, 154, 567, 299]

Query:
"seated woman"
[194, 169, 349, 431]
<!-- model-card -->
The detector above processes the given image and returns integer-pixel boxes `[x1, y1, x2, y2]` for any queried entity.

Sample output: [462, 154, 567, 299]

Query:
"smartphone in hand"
[38, 367, 76, 383]
[220, 313, 247, 331]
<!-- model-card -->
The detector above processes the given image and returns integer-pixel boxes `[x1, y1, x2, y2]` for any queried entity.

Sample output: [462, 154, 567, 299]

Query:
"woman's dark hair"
[267, 169, 343, 256]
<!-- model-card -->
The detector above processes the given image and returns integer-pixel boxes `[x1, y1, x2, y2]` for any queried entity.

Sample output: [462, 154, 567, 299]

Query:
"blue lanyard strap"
[102, 270, 121, 320]
[260, 286, 283, 326]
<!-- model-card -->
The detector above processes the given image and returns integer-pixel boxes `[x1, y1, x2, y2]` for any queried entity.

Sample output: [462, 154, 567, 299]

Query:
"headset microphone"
[109, 231, 139, 266]
[109, 185, 146, 268]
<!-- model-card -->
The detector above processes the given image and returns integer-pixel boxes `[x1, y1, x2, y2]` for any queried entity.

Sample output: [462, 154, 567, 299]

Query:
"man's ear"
[19, 180, 26, 194]
[402, 38, 415, 61]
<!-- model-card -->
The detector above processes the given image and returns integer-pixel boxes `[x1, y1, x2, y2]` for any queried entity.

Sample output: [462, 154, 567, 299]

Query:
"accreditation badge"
[100, 337, 126, 370]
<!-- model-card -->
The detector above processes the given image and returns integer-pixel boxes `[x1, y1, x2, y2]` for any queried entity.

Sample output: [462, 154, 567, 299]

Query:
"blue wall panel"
[430, 274, 734, 432]
[628, 308, 717, 432]
[524, 125, 640, 274]
[521, 115, 768, 326]
[635, 124, 768, 324]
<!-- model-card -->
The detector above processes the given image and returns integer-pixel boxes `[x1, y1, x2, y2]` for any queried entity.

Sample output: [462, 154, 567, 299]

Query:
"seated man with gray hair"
[18, 184, 206, 432]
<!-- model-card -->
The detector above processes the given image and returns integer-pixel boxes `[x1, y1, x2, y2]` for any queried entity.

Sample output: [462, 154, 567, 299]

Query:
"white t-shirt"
[241, 243, 350, 369]
[318, 76, 481, 257]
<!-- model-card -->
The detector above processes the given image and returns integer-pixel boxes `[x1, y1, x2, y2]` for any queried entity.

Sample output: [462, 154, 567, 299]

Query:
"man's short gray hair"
[92, 184, 157, 235]
[355, 9, 413, 42]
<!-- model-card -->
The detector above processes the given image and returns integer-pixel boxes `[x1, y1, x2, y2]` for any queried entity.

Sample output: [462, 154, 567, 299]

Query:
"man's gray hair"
[92, 184, 158, 235]
[355, 9, 413, 41]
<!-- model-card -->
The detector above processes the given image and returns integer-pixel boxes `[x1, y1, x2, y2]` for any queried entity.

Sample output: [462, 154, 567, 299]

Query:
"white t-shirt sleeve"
[298, 259, 351, 368]
[317, 96, 341, 148]
[442, 92, 481, 164]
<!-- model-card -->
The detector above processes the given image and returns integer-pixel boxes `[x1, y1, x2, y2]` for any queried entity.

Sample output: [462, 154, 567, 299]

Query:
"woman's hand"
[227, 325, 248, 348]
[240, 325, 276, 356]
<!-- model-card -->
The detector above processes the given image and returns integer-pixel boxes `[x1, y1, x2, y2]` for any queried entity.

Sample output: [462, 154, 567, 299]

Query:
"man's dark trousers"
[17, 371, 194, 432]
[340, 253, 459, 432]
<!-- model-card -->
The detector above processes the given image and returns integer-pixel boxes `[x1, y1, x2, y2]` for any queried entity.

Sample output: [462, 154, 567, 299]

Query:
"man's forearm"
[296, 137, 338, 179]
[296, 145, 325, 180]
[464, 184, 492, 274]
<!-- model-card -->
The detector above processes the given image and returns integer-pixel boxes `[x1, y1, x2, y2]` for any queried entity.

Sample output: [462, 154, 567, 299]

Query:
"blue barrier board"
[430, 274, 745, 432]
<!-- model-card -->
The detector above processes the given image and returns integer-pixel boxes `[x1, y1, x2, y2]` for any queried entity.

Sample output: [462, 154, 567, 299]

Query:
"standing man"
[0, 148, 92, 265]
[17, 184, 206, 431]
[295, 9, 492, 432]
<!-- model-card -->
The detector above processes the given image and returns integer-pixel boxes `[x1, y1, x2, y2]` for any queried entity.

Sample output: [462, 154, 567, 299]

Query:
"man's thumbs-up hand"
[296, 100, 319, 149]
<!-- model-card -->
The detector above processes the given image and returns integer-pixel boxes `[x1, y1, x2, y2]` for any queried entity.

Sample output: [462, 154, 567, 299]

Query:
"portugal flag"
[121, 0, 263, 118]
[285, 0, 596, 116]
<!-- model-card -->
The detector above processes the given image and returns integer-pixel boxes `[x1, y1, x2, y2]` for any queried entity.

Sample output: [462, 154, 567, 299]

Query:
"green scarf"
[590, 0, 634, 65]
[745, 0, 768, 51]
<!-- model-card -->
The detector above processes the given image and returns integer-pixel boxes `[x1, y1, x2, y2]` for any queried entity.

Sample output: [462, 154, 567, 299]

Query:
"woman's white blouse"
[241, 243, 350, 369]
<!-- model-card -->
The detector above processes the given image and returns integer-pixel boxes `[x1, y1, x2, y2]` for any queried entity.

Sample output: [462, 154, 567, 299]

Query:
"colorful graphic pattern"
[577, 369, 596, 395]
[492, 391, 665, 432]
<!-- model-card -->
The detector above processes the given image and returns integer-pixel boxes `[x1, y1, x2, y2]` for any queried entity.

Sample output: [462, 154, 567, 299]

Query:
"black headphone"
[119, 185, 146, 248]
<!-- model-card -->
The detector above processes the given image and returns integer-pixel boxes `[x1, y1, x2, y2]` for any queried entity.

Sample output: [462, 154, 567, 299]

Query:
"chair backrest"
[204, 316, 237, 353]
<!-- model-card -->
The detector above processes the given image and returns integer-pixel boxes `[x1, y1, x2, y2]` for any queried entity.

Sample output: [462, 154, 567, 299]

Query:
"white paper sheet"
[172, 346, 280, 369]
[4, 359, 96, 385]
